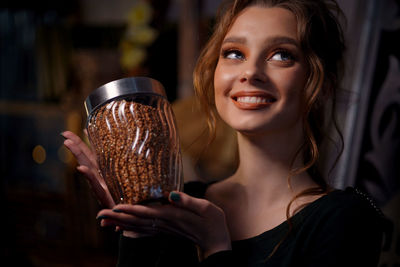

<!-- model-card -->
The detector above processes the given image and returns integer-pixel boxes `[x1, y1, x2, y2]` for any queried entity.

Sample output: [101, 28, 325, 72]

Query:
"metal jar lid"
[84, 77, 167, 116]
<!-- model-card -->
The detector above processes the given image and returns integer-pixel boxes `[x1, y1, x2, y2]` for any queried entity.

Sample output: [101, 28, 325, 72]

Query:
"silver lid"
[84, 77, 166, 115]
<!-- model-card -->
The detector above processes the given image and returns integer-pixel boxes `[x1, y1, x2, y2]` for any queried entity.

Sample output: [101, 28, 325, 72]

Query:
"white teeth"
[237, 96, 270, 104]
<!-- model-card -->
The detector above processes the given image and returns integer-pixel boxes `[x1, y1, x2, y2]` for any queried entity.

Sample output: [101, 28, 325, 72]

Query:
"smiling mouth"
[231, 93, 277, 110]
[236, 96, 275, 104]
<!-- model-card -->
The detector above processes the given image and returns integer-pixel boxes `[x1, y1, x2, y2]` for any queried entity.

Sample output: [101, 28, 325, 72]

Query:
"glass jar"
[84, 77, 183, 205]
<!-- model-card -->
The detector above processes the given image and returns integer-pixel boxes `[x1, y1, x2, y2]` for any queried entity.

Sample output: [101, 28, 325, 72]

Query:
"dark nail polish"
[96, 215, 108, 220]
[112, 209, 123, 213]
[170, 192, 181, 202]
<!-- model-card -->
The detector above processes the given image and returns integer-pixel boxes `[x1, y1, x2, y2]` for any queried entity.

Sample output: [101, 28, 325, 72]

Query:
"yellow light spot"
[33, 145, 46, 164]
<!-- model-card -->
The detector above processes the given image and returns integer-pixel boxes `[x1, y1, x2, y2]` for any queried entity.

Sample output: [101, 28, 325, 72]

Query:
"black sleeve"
[302, 189, 385, 267]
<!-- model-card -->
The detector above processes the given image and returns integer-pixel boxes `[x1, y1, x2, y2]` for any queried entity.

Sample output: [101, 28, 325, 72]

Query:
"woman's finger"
[77, 165, 115, 208]
[111, 192, 215, 219]
[98, 209, 152, 227]
[76, 163, 108, 191]
[63, 131, 108, 186]
[64, 137, 109, 190]
[110, 203, 205, 241]
[111, 197, 212, 232]
[168, 191, 222, 217]
[62, 131, 98, 169]
[110, 204, 160, 217]
[83, 129, 98, 167]
[97, 209, 162, 235]
[63, 139, 93, 169]
[98, 209, 198, 241]
[100, 217, 158, 235]
[109, 204, 187, 224]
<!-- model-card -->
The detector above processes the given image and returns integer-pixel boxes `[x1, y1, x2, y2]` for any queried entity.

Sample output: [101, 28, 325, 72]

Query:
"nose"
[239, 58, 267, 84]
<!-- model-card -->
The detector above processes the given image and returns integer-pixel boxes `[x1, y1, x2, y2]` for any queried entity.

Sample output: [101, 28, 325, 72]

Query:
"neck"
[232, 127, 314, 199]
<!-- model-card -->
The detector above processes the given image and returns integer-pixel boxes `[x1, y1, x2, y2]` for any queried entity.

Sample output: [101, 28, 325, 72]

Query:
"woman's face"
[214, 6, 308, 136]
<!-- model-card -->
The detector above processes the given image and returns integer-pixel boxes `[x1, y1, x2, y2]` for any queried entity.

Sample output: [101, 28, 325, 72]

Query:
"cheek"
[275, 67, 307, 101]
[214, 63, 237, 97]
[213, 66, 223, 106]
[213, 64, 223, 96]
[214, 64, 232, 121]
[291, 70, 308, 109]
[214, 66, 227, 109]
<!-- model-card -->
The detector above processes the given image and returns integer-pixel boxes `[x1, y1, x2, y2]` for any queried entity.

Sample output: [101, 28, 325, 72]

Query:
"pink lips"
[231, 91, 277, 110]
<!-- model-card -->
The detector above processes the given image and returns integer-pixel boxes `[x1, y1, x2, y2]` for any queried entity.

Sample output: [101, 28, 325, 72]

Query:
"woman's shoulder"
[317, 187, 384, 217]
[285, 187, 389, 266]
[302, 186, 388, 234]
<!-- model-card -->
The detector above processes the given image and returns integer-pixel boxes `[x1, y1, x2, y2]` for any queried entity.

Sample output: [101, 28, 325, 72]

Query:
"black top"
[117, 182, 386, 267]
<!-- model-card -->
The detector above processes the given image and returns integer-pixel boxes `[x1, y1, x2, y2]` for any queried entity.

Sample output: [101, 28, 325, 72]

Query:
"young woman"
[63, 0, 385, 266]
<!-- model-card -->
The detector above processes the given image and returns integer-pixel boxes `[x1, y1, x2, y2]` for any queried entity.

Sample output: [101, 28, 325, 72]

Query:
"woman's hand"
[96, 191, 232, 259]
[62, 130, 115, 208]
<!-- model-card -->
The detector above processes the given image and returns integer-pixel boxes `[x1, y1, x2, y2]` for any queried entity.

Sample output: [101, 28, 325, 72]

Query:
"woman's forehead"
[224, 6, 298, 42]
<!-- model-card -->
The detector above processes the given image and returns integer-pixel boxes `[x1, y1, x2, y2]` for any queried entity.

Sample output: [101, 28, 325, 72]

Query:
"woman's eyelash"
[220, 48, 295, 62]
[221, 49, 244, 59]
[269, 50, 295, 61]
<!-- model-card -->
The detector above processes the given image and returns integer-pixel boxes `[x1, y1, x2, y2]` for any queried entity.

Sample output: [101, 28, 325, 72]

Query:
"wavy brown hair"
[194, 0, 345, 188]
[193, 0, 346, 258]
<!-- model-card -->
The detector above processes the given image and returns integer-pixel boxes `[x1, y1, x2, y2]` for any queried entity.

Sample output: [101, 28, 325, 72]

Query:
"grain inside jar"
[87, 96, 179, 204]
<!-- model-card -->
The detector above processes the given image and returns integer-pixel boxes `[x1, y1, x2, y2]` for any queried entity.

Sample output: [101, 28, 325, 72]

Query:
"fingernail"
[60, 132, 66, 139]
[96, 215, 108, 220]
[170, 192, 180, 202]
[112, 209, 123, 213]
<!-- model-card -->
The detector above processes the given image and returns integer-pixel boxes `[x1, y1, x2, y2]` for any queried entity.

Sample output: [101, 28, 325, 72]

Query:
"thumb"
[168, 191, 216, 216]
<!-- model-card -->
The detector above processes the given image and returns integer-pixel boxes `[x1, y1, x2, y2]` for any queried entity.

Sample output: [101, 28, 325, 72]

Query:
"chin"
[229, 121, 274, 135]
[228, 116, 303, 138]
[236, 127, 273, 137]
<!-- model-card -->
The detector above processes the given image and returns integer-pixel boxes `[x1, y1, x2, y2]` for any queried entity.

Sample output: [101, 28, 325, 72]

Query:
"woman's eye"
[222, 49, 245, 60]
[269, 51, 294, 62]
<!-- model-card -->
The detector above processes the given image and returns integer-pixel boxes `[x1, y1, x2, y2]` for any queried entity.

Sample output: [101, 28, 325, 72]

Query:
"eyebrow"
[222, 36, 299, 48]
